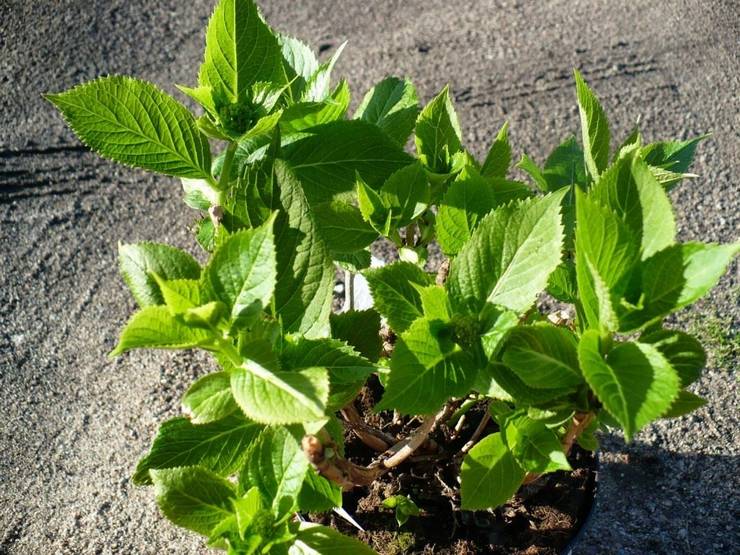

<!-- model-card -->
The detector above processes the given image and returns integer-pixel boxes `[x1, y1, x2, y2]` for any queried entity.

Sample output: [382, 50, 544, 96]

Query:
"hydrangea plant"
[47, 0, 738, 552]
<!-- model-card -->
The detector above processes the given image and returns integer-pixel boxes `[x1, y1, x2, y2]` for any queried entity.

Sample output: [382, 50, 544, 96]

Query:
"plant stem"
[460, 407, 491, 455]
[218, 142, 237, 191]
[340, 403, 395, 452]
[303, 404, 455, 490]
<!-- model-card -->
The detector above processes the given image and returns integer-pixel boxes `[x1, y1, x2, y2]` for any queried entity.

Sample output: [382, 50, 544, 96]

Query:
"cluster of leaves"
[47, 0, 738, 552]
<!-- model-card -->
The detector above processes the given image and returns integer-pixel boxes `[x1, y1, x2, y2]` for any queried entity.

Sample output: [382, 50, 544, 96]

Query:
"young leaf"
[641, 135, 707, 190]
[279, 34, 320, 99]
[273, 161, 334, 337]
[364, 262, 434, 333]
[639, 329, 706, 387]
[542, 136, 588, 190]
[151, 467, 236, 536]
[480, 121, 511, 178]
[46, 77, 212, 179]
[203, 217, 277, 327]
[662, 390, 707, 418]
[118, 243, 201, 308]
[292, 523, 378, 555]
[590, 154, 676, 259]
[415, 85, 462, 173]
[376, 317, 476, 414]
[619, 242, 740, 331]
[503, 415, 571, 473]
[354, 77, 420, 145]
[382, 495, 420, 527]
[460, 432, 525, 510]
[230, 361, 329, 424]
[574, 69, 610, 179]
[110, 306, 213, 356]
[379, 162, 430, 227]
[447, 191, 566, 316]
[282, 120, 413, 204]
[302, 42, 347, 102]
[517, 154, 548, 191]
[501, 324, 583, 390]
[240, 427, 309, 513]
[280, 80, 351, 134]
[356, 175, 391, 234]
[437, 165, 497, 256]
[578, 331, 680, 440]
[330, 309, 382, 362]
[134, 415, 261, 485]
[183, 371, 239, 424]
[574, 189, 640, 332]
[153, 277, 202, 314]
[199, 0, 283, 103]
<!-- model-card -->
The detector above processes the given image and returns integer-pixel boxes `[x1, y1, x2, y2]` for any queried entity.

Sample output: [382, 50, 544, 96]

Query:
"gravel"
[1, 1, 737, 553]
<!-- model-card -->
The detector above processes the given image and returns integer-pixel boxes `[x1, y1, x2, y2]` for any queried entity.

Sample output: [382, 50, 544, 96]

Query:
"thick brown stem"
[460, 409, 491, 455]
[340, 403, 395, 452]
[522, 411, 594, 485]
[303, 404, 454, 490]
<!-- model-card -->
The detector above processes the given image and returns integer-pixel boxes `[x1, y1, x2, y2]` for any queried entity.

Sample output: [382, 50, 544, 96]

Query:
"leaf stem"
[217, 142, 238, 190]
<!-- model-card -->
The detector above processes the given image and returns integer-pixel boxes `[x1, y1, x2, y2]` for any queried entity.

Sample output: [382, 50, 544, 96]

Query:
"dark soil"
[309, 378, 597, 555]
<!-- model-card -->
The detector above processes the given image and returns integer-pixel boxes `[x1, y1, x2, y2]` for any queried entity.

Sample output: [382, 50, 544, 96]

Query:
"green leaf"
[590, 154, 676, 259]
[641, 135, 706, 190]
[153, 277, 202, 314]
[279, 34, 319, 99]
[183, 371, 239, 424]
[662, 390, 707, 418]
[110, 306, 213, 356]
[578, 331, 680, 440]
[356, 175, 391, 234]
[46, 76, 212, 179]
[354, 77, 420, 145]
[517, 154, 548, 192]
[460, 432, 525, 510]
[364, 262, 433, 332]
[574, 69, 610, 179]
[480, 121, 511, 178]
[281, 338, 375, 411]
[542, 136, 588, 190]
[280, 80, 351, 134]
[151, 466, 236, 536]
[240, 427, 309, 512]
[415, 85, 462, 173]
[273, 161, 334, 337]
[476, 363, 573, 405]
[501, 324, 583, 390]
[291, 523, 378, 555]
[639, 329, 706, 387]
[437, 165, 498, 256]
[302, 42, 347, 102]
[312, 201, 378, 253]
[382, 495, 420, 527]
[118, 243, 201, 308]
[204, 217, 277, 327]
[378, 161, 430, 227]
[503, 415, 571, 473]
[376, 317, 476, 414]
[199, 0, 282, 103]
[330, 309, 382, 362]
[134, 415, 261, 485]
[298, 467, 342, 512]
[619, 242, 740, 331]
[448, 191, 566, 315]
[574, 188, 640, 332]
[282, 120, 413, 204]
[230, 361, 329, 424]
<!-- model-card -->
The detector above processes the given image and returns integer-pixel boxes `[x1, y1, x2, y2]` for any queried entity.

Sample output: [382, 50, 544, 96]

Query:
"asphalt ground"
[1, 1, 738, 553]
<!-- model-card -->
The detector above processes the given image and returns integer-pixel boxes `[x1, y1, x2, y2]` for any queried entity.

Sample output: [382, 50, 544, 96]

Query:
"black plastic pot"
[561, 450, 600, 555]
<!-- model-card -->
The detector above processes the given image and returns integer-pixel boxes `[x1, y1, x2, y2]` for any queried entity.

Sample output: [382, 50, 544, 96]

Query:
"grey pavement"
[1, 1, 737, 553]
